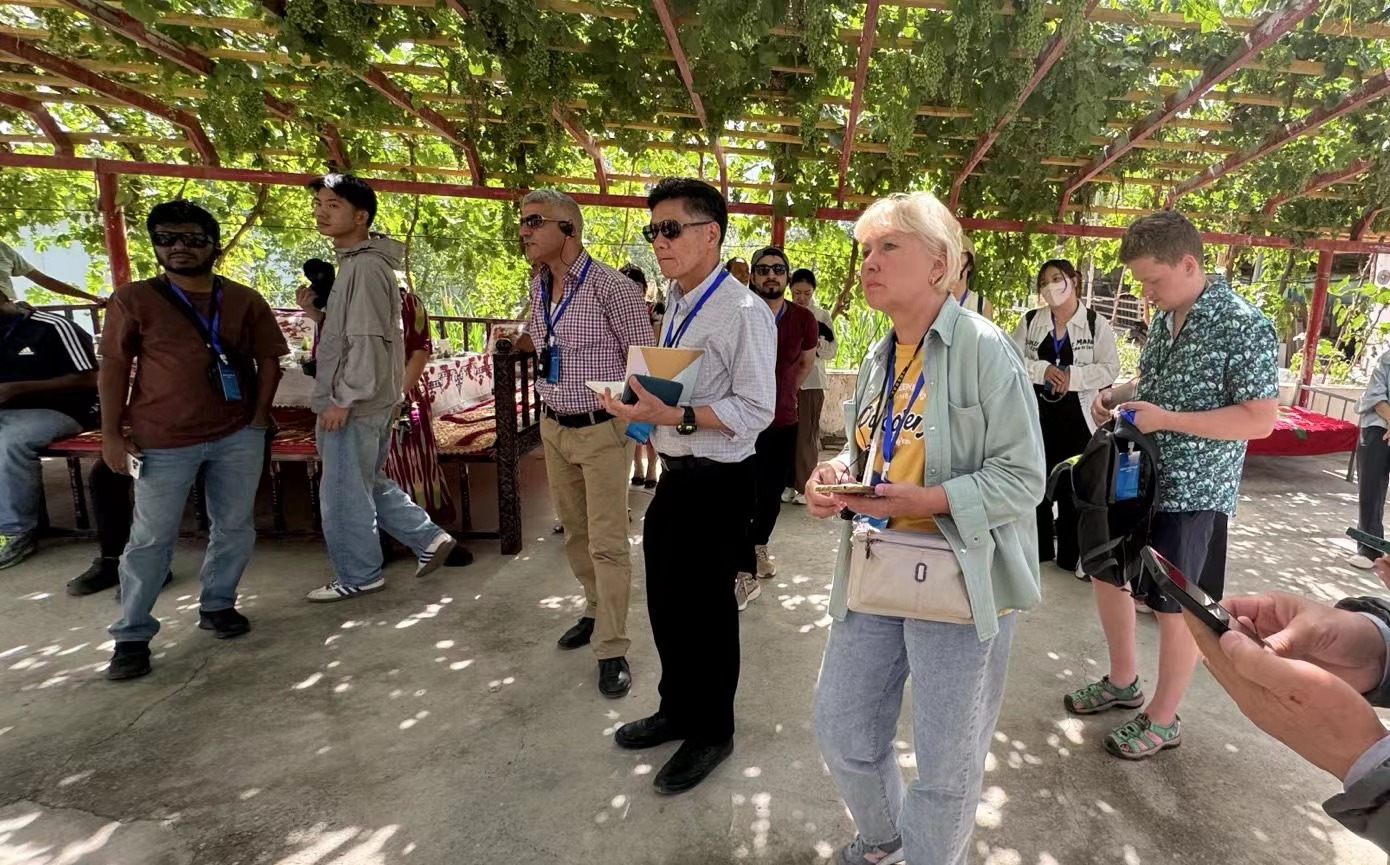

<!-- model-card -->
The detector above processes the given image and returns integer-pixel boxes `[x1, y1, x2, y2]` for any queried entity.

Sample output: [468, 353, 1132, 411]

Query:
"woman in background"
[1010, 258, 1119, 576]
[623, 263, 660, 489]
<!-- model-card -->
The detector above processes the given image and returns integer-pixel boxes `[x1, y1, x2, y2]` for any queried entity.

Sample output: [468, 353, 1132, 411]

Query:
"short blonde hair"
[854, 191, 965, 295]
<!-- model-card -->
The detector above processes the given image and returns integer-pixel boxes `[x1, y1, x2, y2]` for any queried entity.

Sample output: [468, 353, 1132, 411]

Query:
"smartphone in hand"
[126, 453, 143, 479]
[1347, 527, 1390, 558]
[814, 483, 880, 498]
[1141, 547, 1265, 645]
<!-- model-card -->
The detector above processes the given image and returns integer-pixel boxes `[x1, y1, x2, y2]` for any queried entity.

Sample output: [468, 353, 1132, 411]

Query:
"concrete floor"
[1, 450, 1387, 865]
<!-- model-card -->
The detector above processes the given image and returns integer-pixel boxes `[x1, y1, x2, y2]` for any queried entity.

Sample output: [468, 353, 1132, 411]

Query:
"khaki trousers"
[540, 415, 635, 659]
[793, 388, 826, 491]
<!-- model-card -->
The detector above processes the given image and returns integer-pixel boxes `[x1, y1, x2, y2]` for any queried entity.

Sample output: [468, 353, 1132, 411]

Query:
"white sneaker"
[780, 488, 795, 503]
[1134, 596, 1154, 614]
[307, 577, 386, 603]
[735, 573, 752, 612]
[755, 545, 777, 579]
[1349, 554, 1376, 570]
[792, 493, 806, 505]
[416, 533, 456, 579]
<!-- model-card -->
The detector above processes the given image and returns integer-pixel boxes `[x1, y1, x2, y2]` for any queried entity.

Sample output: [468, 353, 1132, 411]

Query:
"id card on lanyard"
[167, 277, 242, 402]
[859, 341, 925, 529]
[541, 256, 593, 384]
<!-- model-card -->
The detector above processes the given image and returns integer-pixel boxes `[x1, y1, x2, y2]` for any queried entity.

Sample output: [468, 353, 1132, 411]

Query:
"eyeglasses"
[642, 219, 714, 243]
[519, 214, 568, 231]
[151, 231, 213, 249]
[752, 263, 787, 277]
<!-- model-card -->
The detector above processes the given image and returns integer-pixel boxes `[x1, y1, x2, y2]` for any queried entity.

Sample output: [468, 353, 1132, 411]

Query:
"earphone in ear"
[559, 221, 575, 237]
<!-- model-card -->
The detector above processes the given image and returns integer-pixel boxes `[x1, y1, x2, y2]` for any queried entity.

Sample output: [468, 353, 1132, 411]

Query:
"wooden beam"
[0, 89, 73, 155]
[551, 106, 608, 194]
[650, 0, 726, 197]
[354, 66, 482, 185]
[836, 0, 881, 207]
[1166, 69, 1390, 208]
[950, 0, 1098, 209]
[97, 170, 129, 287]
[0, 34, 218, 164]
[1261, 159, 1371, 217]
[1352, 205, 1383, 242]
[1056, 0, 1317, 219]
[1299, 249, 1335, 396]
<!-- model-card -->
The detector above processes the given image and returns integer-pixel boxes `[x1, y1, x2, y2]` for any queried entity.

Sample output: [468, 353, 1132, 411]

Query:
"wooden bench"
[38, 312, 542, 554]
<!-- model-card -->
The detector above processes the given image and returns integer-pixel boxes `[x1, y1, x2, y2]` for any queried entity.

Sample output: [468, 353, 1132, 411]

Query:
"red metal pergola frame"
[1261, 158, 1372, 218]
[0, 90, 73, 156]
[836, 0, 881, 207]
[1056, 0, 1318, 219]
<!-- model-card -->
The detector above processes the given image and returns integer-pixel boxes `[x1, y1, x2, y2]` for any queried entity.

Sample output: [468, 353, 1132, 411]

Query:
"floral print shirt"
[1137, 277, 1278, 515]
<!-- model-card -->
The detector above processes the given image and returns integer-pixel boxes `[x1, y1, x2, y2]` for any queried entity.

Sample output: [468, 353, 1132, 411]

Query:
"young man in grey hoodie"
[303, 174, 457, 601]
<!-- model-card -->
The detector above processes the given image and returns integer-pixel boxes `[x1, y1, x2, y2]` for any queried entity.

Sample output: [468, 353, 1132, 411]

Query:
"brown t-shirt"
[101, 275, 289, 449]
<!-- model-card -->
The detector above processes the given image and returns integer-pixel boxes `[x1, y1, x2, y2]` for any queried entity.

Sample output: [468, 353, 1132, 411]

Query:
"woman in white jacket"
[1011, 259, 1119, 575]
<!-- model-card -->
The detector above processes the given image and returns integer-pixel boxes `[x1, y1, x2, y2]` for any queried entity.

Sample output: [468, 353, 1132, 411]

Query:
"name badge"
[217, 357, 242, 401]
[546, 346, 561, 384]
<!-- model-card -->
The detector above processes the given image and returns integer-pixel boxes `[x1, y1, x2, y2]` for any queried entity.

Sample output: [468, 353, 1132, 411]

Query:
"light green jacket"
[828, 299, 1046, 641]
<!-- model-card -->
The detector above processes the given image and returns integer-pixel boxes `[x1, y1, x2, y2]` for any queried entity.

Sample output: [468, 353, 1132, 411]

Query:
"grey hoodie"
[311, 236, 406, 415]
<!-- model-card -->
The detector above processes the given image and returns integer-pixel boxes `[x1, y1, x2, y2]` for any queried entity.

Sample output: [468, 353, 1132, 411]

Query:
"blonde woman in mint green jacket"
[802, 191, 1045, 865]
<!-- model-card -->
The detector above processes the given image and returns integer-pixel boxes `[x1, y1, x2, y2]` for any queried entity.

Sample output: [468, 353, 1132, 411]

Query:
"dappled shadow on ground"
[0, 451, 1385, 863]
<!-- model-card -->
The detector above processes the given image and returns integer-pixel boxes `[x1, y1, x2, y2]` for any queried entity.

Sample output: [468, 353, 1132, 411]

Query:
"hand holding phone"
[1141, 547, 1265, 645]
[1347, 526, 1390, 558]
[813, 483, 880, 497]
[126, 453, 143, 479]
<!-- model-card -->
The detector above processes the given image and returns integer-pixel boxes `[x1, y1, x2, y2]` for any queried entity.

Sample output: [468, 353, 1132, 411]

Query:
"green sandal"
[1105, 713, 1182, 760]
[1063, 675, 1145, 716]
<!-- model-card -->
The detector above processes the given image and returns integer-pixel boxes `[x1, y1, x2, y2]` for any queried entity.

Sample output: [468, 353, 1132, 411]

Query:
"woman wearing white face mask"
[1011, 259, 1120, 575]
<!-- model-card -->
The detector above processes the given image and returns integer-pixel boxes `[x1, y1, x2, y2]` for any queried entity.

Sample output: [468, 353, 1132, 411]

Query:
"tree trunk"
[217, 184, 268, 265]
[829, 239, 860, 319]
[402, 194, 421, 294]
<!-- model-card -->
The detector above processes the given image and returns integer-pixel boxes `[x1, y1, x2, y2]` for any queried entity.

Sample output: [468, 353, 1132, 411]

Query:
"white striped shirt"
[652, 266, 776, 463]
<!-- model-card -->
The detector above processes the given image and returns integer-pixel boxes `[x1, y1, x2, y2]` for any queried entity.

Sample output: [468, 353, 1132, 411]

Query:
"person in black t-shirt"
[0, 295, 99, 569]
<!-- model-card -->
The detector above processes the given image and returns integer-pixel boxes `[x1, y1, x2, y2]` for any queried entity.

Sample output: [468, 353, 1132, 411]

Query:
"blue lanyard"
[956, 289, 968, 307]
[775, 302, 786, 325]
[878, 341, 926, 476]
[664, 269, 729, 348]
[167, 278, 225, 360]
[1049, 314, 1069, 356]
[543, 256, 592, 344]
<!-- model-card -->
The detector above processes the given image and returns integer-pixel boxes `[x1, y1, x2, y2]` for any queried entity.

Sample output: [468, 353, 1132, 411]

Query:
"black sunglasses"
[752, 263, 788, 276]
[151, 231, 213, 249]
[642, 219, 714, 243]
[519, 214, 567, 231]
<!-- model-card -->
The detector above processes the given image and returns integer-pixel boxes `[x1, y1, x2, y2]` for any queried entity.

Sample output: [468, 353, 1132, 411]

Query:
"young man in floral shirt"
[1067, 210, 1278, 759]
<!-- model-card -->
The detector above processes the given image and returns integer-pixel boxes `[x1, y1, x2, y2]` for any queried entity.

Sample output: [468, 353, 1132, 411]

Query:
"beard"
[158, 254, 215, 277]
[755, 280, 786, 298]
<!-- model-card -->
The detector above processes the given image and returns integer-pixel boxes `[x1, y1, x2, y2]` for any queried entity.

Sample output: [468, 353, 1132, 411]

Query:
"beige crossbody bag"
[845, 370, 974, 624]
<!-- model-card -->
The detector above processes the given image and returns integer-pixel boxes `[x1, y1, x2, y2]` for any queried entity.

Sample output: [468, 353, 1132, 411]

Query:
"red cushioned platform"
[1246, 406, 1359, 457]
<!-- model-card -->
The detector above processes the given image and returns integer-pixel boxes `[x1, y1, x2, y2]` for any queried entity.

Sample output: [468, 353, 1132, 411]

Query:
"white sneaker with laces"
[1349, 554, 1376, 570]
[743, 572, 761, 603]
[306, 577, 386, 603]
[416, 533, 456, 578]
[735, 573, 752, 612]
[755, 545, 777, 578]
[792, 493, 806, 505]
[780, 488, 795, 503]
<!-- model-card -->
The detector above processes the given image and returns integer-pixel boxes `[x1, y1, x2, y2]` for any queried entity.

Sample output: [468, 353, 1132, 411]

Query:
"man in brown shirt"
[98, 200, 287, 681]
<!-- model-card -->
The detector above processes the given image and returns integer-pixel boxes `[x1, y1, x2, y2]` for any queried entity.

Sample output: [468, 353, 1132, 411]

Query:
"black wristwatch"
[677, 405, 697, 436]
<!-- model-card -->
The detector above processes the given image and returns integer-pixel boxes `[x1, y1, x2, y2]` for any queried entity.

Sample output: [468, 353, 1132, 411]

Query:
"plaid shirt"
[526, 251, 652, 414]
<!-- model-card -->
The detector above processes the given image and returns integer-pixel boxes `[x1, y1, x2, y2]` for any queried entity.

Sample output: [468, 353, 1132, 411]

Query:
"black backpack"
[1045, 415, 1161, 587]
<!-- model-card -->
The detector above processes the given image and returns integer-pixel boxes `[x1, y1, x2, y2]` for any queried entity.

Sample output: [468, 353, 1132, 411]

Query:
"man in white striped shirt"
[0, 295, 100, 569]
[602, 177, 776, 795]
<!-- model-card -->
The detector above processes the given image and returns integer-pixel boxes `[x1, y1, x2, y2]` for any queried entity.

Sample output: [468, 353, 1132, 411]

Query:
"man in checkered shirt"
[518, 189, 652, 701]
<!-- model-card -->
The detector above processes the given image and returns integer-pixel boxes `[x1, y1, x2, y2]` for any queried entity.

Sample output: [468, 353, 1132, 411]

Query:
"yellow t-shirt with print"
[853, 343, 938, 533]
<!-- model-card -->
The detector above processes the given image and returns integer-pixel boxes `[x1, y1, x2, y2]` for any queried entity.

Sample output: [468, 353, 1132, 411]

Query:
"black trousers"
[740, 423, 798, 572]
[1035, 392, 1093, 569]
[90, 460, 135, 559]
[1358, 426, 1390, 559]
[644, 456, 755, 743]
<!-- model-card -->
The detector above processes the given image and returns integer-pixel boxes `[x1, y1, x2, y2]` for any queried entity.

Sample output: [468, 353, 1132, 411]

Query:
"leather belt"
[658, 454, 723, 472]
[542, 404, 614, 429]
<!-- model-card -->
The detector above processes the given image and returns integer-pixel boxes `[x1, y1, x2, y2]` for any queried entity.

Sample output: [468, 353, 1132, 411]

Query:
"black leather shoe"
[106, 641, 152, 680]
[614, 714, 684, 750]
[598, 657, 631, 698]
[654, 738, 734, 794]
[557, 616, 594, 650]
[67, 558, 120, 596]
[198, 607, 251, 639]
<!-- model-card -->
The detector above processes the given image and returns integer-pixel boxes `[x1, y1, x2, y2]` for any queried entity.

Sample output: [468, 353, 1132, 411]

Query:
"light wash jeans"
[814, 611, 1017, 865]
[0, 408, 83, 539]
[111, 425, 266, 643]
[317, 407, 442, 586]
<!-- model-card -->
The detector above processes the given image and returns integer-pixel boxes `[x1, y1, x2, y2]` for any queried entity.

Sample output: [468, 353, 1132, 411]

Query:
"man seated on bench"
[0, 295, 100, 569]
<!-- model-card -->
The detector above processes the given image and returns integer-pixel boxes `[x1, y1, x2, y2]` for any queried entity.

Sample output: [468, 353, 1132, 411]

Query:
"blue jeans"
[814, 611, 1017, 865]
[110, 425, 265, 643]
[0, 408, 83, 538]
[317, 408, 442, 586]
